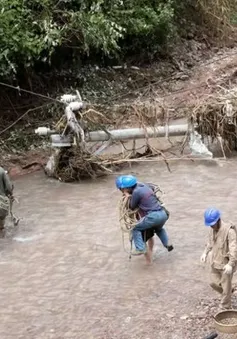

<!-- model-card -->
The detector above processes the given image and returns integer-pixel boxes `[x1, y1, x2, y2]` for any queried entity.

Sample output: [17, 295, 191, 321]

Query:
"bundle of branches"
[190, 87, 237, 150]
[50, 144, 166, 182]
[53, 148, 110, 182]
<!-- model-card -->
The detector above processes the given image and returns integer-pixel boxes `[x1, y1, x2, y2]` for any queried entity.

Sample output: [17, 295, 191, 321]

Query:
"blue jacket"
[129, 182, 162, 215]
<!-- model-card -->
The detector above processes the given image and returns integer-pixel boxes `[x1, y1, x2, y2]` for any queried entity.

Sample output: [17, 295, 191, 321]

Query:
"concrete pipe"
[86, 124, 189, 142]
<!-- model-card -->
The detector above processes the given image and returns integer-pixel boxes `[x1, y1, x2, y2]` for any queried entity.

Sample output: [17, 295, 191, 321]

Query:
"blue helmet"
[115, 175, 137, 189]
[204, 208, 221, 226]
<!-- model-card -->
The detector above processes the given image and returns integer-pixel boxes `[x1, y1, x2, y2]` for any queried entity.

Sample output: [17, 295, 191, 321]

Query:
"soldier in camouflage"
[0, 166, 13, 231]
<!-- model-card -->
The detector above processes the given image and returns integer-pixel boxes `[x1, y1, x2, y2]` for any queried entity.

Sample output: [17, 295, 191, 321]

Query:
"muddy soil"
[1, 159, 237, 338]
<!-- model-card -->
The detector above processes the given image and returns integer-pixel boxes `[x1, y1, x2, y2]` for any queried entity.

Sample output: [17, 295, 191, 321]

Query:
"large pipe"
[36, 124, 191, 146]
[86, 124, 189, 142]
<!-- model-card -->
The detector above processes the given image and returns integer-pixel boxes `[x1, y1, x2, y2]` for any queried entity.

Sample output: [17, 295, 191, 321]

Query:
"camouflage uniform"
[0, 167, 13, 230]
[205, 221, 237, 309]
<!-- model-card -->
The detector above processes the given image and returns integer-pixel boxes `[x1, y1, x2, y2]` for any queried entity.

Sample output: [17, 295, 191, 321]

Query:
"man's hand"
[7, 194, 14, 201]
[200, 252, 207, 263]
[223, 263, 233, 275]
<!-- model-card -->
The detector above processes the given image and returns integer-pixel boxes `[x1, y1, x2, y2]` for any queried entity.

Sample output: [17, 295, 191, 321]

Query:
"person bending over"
[116, 175, 173, 256]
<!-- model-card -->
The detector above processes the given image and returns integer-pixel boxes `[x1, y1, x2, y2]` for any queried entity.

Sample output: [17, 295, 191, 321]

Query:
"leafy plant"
[0, 0, 236, 79]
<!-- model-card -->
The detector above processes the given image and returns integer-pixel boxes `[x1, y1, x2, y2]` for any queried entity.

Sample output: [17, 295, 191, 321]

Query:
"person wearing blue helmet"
[116, 174, 173, 257]
[200, 207, 237, 310]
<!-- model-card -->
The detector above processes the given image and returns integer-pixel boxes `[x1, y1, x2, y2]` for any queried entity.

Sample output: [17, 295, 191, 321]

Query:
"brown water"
[1, 159, 237, 338]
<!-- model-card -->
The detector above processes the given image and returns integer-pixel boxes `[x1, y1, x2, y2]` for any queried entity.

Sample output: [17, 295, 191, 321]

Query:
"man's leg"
[220, 271, 233, 309]
[132, 226, 148, 254]
[0, 206, 8, 236]
[144, 237, 155, 264]
[142, 229, 155, 263]
[0, 218, 5, 231]
[142, 229, 154, 243]
[210, 268, 223, 294]
[152, 210, 173, 251]
[156, 227, 168, 246]
[132, 214, 159, 254]
[156, 227, 174, 252]
[148, 237, 154, 252]
[0, 207, 7, 230]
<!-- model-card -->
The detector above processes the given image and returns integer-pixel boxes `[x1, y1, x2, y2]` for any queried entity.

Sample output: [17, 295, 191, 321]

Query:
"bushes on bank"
[0, 0, 236, 79]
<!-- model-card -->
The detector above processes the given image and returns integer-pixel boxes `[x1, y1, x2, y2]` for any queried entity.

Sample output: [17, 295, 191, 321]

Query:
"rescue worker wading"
[116, 174, 174, 256]
[201, 207, 237, 310]
[0, 166, 13, 231]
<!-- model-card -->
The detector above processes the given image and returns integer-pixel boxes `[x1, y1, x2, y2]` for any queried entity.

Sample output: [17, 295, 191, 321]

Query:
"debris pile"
[51, 145, 163, 182]
[45, 76, 237, 181]
[190, 86, 237, 152]
[48, 98, 174, 182]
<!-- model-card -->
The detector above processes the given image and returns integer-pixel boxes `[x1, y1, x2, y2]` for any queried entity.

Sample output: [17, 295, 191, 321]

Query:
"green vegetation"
[0, 0, 236, 79]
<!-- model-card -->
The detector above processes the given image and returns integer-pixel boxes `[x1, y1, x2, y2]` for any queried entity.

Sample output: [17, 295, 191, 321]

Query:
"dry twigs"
[50, 97, 176, 182]
[52, 144, 173, 182]
[197, 0, 236, 37]
[49, 82, 237, 182]
[54, 148, 111, 182]
[49, 78, 237, 183]
[190, 86, 237, 151]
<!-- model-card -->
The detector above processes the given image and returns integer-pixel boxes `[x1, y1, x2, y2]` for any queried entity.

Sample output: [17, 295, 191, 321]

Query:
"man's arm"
[129, 189, 141, 210]
[145, 182, 156, 192]
[205, 230, 213, 254]
[203, 241, 212, 257]
[200, 231, 212, 263]
[227, 227, 237, 268]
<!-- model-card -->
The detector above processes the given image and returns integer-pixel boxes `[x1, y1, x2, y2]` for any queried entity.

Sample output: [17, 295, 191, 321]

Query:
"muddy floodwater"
[1, 159, 237, 339]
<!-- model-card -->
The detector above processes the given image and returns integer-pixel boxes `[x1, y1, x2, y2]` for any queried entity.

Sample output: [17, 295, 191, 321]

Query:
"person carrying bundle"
[0, 166, 13, 232]
[116, 174, 173, 257]
[201, 208, 237, 310]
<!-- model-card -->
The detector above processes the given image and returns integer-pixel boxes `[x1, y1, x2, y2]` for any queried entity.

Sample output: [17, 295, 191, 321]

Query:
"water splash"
[13, 234, 43, 242]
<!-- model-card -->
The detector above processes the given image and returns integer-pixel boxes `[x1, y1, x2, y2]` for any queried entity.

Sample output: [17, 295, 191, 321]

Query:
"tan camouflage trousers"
[0, 207, 8, 230]
[210, 267, 233, 309]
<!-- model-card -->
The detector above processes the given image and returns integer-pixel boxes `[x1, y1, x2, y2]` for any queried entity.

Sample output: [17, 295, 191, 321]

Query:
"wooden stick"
[217, 135, 226, 160]
[100, 156, 219, 165]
